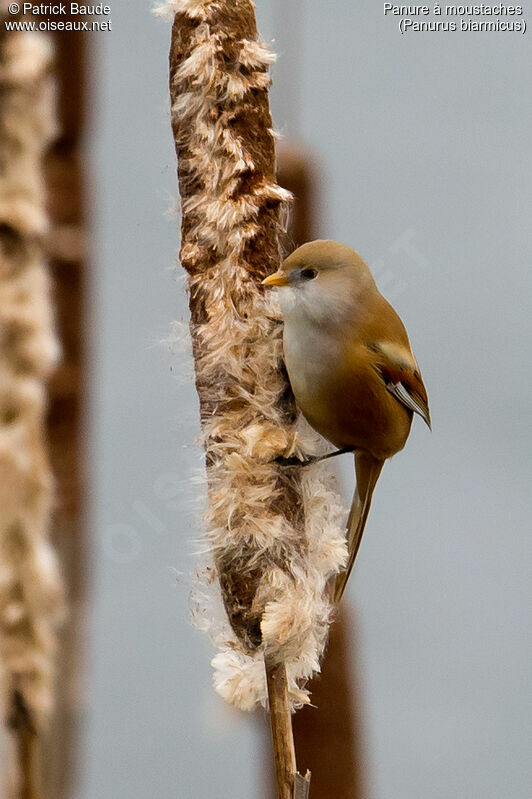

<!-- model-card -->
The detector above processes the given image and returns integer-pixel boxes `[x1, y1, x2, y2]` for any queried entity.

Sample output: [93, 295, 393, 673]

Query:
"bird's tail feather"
[334, 452, 384, 603]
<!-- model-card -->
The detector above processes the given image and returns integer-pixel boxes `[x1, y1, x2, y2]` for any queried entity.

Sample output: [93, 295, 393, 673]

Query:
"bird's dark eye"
[300, 268, 317, 281]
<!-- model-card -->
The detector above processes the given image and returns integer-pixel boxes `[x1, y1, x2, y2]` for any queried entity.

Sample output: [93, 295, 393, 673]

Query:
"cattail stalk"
[266, 657, 311, 799]
[163, 0, 347, 794]
[0, 17, 64, 799]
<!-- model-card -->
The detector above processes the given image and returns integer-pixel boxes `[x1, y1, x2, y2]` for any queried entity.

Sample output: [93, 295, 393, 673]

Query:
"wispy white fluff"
[164, 0, 348, 711]
[154, 0, 211, 21]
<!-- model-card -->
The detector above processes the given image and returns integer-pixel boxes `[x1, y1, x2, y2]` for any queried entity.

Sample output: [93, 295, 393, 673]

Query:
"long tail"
[334, 452, 385, 603]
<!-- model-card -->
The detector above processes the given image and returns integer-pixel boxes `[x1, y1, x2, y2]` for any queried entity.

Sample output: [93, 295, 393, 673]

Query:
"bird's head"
[262, 240, 376, 325]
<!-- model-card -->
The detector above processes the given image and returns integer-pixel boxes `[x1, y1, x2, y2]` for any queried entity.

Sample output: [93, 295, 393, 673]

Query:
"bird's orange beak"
[262, 270, 289, 287]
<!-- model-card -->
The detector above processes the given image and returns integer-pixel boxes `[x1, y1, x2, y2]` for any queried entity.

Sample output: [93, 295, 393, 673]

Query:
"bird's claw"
[274, 447, 355, 468]
[274, 455, 316, 468]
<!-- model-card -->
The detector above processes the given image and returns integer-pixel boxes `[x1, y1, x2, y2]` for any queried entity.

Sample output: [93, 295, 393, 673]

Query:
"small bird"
[262, 240, 430, 602]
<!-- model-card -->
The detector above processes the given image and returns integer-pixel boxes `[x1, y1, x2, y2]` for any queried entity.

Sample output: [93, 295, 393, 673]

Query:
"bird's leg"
[316, 446, 356, 462]
[275, 447, 355, 469]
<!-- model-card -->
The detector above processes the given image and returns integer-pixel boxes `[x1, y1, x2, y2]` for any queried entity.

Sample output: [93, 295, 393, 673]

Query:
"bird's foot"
[274, 455, 317, 468]
[274, 447, 355, 469]
[317, 446, 356, 462]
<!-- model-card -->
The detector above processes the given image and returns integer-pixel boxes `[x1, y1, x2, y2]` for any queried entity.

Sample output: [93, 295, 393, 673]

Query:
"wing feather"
[369, 340, 431, 429]
[386, 379, 431, 429]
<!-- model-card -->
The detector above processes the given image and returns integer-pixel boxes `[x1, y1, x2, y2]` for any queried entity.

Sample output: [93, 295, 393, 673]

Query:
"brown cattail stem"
[42, 24, 87, 799]
[266, 660, 311, 799]
[8, 692, 39, 799]
[266, 660, 296, 798]
[166, 0, 346, 793]
[0, 18, 64, 799]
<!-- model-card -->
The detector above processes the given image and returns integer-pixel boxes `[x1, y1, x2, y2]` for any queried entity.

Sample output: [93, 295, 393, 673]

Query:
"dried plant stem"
[0, 18, 64, 799]
[166, 0, 347, 792]
[266, 659, 312, 799]
[166, 0, 346, 712]
[265, 660, 296, 797]
[8, 692, 39, 799]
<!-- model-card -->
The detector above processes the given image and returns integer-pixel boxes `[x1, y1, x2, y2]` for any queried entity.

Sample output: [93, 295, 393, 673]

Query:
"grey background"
[78, 2, 532, 798]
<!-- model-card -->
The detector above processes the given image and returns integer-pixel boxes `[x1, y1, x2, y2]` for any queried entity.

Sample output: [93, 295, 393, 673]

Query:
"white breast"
[283, 318, 342, 407]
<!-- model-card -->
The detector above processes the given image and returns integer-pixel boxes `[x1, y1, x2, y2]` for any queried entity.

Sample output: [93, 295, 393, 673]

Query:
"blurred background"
[2, 1, 531, 797]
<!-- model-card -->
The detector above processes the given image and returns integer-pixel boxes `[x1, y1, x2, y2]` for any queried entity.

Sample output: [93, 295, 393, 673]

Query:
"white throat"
[277, 279, 355, 328]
